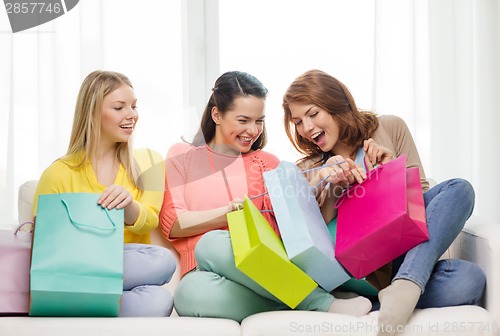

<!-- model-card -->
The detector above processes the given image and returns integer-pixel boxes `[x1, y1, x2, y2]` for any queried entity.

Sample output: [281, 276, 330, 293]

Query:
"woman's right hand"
[313, 155, 366, 207]
[227, 197, 244, 213]
[322, 155, 366, 187]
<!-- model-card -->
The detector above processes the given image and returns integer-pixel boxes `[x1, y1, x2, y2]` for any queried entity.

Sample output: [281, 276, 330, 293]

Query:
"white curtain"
[429, 0, 500, 224]
[1, 0, 498, 228]
[0, 0, 183, 228]
[374, 0, 500, 223]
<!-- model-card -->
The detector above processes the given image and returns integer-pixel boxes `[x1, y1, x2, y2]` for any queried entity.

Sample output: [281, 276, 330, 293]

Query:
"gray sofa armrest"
[449, 215, 500, 327]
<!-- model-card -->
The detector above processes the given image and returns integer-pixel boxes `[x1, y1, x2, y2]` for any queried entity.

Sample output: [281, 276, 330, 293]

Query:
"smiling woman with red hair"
[283, 69, 486, 335]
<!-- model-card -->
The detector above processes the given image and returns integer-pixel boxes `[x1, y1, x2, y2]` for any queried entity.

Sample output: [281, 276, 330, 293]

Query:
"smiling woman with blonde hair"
[33, 70, 176, 317]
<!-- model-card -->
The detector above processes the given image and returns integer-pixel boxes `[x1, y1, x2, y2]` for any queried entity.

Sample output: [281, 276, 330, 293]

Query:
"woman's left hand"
[363, 138, 394, 171]
[98, 184, 134, 210]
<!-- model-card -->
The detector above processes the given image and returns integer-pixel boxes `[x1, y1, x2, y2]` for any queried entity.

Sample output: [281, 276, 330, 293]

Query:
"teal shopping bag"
[263, 161, 350, 292]
[30, 193, 124, 317]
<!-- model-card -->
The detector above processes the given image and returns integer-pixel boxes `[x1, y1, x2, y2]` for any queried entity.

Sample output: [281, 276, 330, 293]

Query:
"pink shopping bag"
[334, 155, 428, 279]
[0, 223, 32, 315]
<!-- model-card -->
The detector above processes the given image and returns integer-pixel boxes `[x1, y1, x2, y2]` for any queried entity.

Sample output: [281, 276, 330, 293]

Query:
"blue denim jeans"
[389, 178, 486, 308]
[120, 243, 176, 317]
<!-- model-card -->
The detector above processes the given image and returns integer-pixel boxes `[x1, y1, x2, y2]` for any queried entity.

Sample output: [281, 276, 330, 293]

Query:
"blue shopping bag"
[30, 193, 124, 317]
[263, 161, 350, 291]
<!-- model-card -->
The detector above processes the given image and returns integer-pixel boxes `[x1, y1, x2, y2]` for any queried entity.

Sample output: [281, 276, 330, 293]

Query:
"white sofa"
[1, 180, 499, 336]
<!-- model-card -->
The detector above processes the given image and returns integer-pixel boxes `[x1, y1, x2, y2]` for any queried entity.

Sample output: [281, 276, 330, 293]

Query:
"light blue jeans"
[174, 230, 335, 322]
[120, 243, 176, 317]
[386, 178, 486, 308]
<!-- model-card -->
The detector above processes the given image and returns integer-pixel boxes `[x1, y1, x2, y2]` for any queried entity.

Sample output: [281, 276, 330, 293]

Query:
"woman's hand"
[99, 184, 139, 225]
[323, 155, 366, 187]
[98, 184, 134, 210]
[363, 138, 394, 171]
[315, 155, 366, 207]
[227, 197, 244, 213]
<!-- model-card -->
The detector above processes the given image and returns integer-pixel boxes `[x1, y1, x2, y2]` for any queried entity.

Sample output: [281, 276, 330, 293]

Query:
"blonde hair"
[65, 70, 141, 187]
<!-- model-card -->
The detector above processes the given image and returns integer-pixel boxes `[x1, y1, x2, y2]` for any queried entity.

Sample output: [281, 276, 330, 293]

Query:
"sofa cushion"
[0, 316, 241, 336]
[240, 306, 498, 336]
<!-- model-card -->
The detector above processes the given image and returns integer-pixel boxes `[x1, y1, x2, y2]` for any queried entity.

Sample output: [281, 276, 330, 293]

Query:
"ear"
[211, 106, 222, 125]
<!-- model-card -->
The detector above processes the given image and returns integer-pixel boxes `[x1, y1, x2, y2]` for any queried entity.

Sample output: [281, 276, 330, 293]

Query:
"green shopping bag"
[30, 193, 124, 317]
[227, 197, 317, 309]
[327, 218, 379, 296]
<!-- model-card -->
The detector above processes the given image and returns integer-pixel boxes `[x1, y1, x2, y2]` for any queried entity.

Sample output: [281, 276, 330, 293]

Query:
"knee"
[444, 260, 485, 305]
[451, 178, 475, 211]
[457, 260, 486, 305]
[123, 244, 177, 287]
[152, 246, 177, 282]
[174, 271, 221, 318]
[195, 230, 232, 269]
[120, 286, 174, 317]
[140, 245, 176, 280]
[195, 230, 230, 256]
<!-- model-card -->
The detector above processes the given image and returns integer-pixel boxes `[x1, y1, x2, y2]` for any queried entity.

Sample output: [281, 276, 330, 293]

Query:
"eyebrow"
[291, 106, 314, 120]
[112, 99, 137, 104]
[237, 115, 266, 119]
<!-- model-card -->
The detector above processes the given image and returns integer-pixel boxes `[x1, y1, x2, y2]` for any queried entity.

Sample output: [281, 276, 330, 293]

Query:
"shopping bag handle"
[334, 164, 385, 209]
[14, 221, 34, 235]
[252, 161, 346, 200]
[250, 161, 346, 213]
[61, 199, 117, 232]
[303, 161, 346, 191]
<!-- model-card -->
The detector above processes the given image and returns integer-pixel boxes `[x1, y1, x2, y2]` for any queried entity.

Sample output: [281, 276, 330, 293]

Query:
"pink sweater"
[160, 143, 281, 277]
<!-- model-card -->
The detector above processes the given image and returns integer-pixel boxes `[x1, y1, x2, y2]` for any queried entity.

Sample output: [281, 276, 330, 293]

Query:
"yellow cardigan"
[33, 149, 165, 244]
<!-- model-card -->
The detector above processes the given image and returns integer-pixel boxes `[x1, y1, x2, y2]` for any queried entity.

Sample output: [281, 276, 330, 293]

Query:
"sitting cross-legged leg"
[120, 243, 176, 317]
[174, 230, 371, 322]
[377, 179, 485, 335]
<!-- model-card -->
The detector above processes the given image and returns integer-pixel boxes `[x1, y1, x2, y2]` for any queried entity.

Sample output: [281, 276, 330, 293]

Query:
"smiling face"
[100, 84, 138, 147]
[289, 101, 342, 153]
[211, 95, 266, 155]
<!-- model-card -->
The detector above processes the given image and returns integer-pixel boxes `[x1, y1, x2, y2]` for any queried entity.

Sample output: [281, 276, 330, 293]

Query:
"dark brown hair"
[192, 71, 269, 150]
